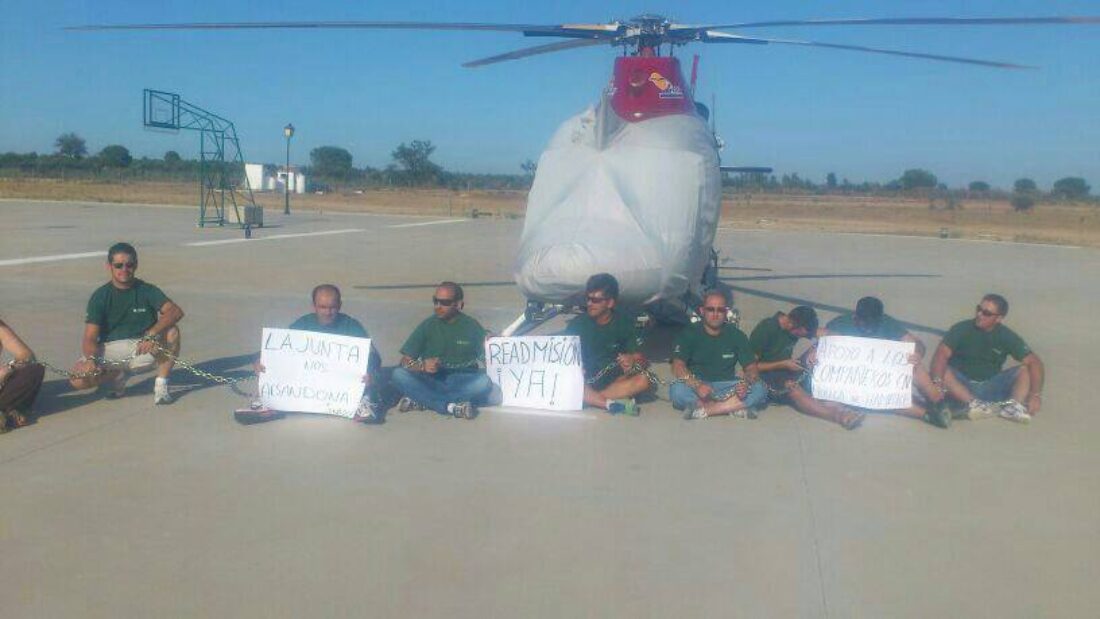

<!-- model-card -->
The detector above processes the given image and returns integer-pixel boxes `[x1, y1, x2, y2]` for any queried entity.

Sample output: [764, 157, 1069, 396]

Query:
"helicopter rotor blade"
[65, 20, 618, 38]
[701, 30, 1033, 69]
[462, 38, 610, 68]
[674, 15, 1100, 32]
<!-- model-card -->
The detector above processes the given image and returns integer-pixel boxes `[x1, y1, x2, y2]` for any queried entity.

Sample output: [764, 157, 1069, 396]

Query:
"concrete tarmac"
[1, 200, 1097, 617]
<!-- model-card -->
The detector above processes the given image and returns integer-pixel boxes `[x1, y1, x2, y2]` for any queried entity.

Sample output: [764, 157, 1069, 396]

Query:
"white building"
[245, 163, 306, 194]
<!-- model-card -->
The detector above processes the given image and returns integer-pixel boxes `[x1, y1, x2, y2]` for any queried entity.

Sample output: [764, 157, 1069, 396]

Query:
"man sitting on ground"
[929, 293, 1044, 423]
[565, 273, 651, 415]
[0, 318, 45, 433]
[391, 282, 492, 420]
[750, 305, 863, 430]
[670, 290, 766, 420]
[69, 242, 184, 405]
[247, 284, 383, 424]
[817, 296, 952, 428]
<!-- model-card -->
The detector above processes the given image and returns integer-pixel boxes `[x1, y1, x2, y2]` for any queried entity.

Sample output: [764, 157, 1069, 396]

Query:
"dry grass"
[2, 178, 1098, 247]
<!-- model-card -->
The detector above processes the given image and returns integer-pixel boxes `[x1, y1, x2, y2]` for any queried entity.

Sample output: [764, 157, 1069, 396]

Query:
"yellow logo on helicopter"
[648, 72, 672, 91]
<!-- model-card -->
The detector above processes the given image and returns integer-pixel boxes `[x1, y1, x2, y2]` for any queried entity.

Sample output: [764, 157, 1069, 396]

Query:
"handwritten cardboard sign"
[812, 335, 915, 410]
[258, 328, 371, 417]
[485, 336, 584, 411]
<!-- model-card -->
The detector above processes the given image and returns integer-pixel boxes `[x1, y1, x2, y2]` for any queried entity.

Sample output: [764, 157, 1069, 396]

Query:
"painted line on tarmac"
[486, 406, 595, 420]
[387, 218, 469, 229]
[0, 251, 103, 267]
[184, 228, 364, 247]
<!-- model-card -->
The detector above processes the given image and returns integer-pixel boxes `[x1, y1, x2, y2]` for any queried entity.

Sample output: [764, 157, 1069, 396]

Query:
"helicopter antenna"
[710, 93, 717, 134]
[689, 54, 700, 97]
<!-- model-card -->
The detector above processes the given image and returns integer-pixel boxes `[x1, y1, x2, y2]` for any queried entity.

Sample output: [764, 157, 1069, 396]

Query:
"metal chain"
[35, 338, 252, 386]
[586, 360, 664, 387]
[670, 374, 761, 402]
[403, 357, 481, 371]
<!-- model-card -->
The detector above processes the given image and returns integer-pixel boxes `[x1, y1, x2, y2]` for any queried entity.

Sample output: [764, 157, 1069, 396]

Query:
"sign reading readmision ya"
[485, 336, 584, 411]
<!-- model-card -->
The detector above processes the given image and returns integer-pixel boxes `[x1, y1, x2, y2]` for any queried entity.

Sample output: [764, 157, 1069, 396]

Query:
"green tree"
[391, 139, 442, 186]
[1014, 178, 1038, 194]
[310, 146, 353, 180]
[899, 169, 938, 191]
[968, 181, 991, 193]
[55, 132, 87, 159]
[98, 145, 132, 168]
[1051, 176, 1090, 200]
[164, 150, 182, 164]
[826, 172, 837, 189]
[520, 158, 538, 177]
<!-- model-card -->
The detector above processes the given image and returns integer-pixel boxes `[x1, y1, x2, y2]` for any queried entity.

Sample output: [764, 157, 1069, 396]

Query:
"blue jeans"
[669, 378, 767, 410]
[390, 367, 493, 415]
[949, 366, 1020, 402]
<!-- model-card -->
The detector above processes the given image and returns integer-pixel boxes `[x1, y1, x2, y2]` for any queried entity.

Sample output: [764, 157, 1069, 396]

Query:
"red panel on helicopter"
[609, 56, 696, 122]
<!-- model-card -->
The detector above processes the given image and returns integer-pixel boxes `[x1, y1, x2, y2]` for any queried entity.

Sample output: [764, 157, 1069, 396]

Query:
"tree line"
[1, 133, 1093, 204]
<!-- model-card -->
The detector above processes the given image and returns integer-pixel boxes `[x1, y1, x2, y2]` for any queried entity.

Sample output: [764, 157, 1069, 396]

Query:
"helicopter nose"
[514, 239, 662, 305]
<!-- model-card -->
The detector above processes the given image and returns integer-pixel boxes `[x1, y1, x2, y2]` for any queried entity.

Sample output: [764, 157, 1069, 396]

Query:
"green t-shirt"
[942, 319, 1031, 382]
[400, 313, 486, 371]
[825, 313, 909, 341]
[289, 313, 369, 338]
[672, 322, 754, 382]
[749, 313, 798, 363]
[565, 311, 643, 378]
[85, 279, 169, 343]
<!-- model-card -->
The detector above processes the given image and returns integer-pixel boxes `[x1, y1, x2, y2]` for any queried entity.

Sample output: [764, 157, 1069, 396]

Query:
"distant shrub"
[1011, 193, 1035, 212]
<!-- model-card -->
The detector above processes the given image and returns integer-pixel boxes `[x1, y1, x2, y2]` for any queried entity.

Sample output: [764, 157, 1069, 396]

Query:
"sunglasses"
[975, 305, 1000, 318]
[703, 306, 728, 314]
[586, 295, 610, 304]
[111, 262, 136, 270]
[433, 297, 456, 307]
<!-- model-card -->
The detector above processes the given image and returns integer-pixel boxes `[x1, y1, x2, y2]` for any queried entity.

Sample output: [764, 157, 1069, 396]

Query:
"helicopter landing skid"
[501, 301, 565, 337]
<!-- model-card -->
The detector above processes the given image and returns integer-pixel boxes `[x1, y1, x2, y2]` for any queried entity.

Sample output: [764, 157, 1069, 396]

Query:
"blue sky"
[2, 1, 1098, 189]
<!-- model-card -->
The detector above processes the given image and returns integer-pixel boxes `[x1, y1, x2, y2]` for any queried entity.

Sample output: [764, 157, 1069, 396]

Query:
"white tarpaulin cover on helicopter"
[514, 98, 722, 307]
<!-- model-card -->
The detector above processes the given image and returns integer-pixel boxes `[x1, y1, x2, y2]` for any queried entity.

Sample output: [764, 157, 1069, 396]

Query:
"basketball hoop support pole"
[143, 89, 259, 228]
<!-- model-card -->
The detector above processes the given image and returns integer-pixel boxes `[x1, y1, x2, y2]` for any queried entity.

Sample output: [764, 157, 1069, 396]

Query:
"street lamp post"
[283, 123, 295, 215]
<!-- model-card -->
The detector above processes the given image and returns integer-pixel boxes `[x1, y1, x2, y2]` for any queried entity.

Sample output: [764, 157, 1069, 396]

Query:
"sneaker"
[452, 401, 477, 420]
[153, 381, 173, 405]
[105, 370, 129, 399]
[233, 403, 284, 425]
[731, 407, 759, 420]
[606, 398, 638, 416]
[924, 399, 952, 429]
[355, 398, 381, 424]
[964, 399, 998, 420]
[683, 406, 707, 420]
[998, 399, 1032, 424]
[397, 396, 423, 413]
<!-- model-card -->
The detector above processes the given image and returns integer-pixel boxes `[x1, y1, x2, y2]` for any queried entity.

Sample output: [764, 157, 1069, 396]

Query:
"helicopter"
[71, 14, 1100, 334]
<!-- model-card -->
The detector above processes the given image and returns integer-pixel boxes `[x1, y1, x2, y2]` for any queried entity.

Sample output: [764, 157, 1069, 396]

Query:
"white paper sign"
[258, 328, 371, 417]
[812, 335, 915, 410]
[485, 336, 584, 411]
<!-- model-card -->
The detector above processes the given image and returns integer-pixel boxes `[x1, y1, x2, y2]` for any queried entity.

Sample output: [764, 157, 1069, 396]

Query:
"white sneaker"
[965, 399, 997, 420]
[355, 398, 380, 423]
[683, 407, 707, 420]
[153, 381, 173, 405]
[452, 401, 477, 420]
[998, 399, 1031, 424]
[731, 407, 759, 420]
